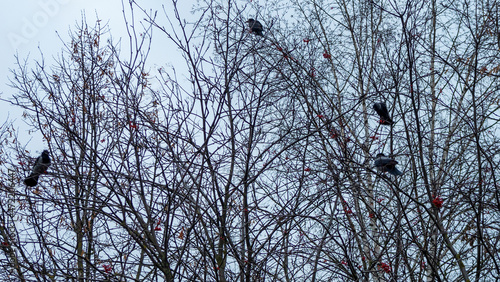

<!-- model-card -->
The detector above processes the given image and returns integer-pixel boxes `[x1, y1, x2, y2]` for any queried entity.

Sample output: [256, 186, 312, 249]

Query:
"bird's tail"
[389, 168, 403, 176]
[24, 174, 39, 187]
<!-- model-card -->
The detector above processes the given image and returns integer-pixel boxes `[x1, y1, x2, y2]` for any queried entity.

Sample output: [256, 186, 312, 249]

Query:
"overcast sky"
[0, 0, 124, 134]
[0, 0, 196, 151]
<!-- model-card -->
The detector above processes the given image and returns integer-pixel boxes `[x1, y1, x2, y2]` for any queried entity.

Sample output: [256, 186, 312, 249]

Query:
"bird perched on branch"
[374, 153, 402, 176]
[373, 102, 394, 125]
[24, 150, 51, 187]
[246, 18, 264, 36]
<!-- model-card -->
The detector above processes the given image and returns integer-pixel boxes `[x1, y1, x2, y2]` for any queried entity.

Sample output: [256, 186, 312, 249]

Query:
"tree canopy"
[1, 0, 499, 281]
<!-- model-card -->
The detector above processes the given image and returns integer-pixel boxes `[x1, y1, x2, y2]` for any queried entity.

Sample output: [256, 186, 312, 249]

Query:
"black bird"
[24, 150, 51, 187]
[373, 102, 394, 125]
[246, 18, 263, 36]
[374, 153, 402, 176]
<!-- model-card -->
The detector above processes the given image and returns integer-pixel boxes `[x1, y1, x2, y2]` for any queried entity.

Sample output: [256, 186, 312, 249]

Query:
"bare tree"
[1, 0, 500, 281]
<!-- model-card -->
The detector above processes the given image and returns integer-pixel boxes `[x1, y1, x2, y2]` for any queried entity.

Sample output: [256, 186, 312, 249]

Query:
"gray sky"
[1, 0, 126, 132]
[1, 0, 195, 151]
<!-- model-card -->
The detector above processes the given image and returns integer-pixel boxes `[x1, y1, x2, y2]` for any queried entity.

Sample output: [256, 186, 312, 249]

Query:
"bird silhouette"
[373, 102, 394, 125]
[247, 18, 263, 36]
[24, 150, 51, 187]
[374, 153, 402, 176]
